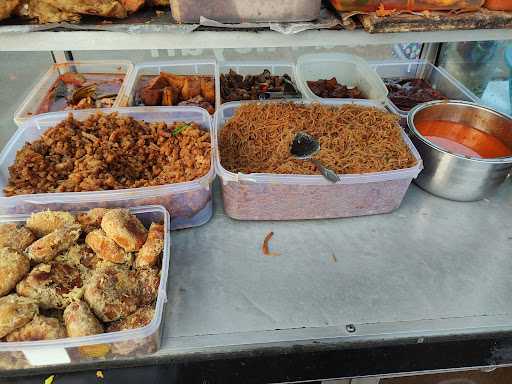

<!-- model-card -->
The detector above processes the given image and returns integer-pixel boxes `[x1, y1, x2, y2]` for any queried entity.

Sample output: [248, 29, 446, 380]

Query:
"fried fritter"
[63, 300, 103, 337]
[0, 294, 38, 338]
[101, 209, 147, 252]
[136, 268, 160, 306]
[107, 306, 155, 333]
[16, 262, 83, 309]
[26, 210, 77, 238]
[85, 229, 131, 265]
[0, 247, 30, 298]
[135, 223, 164, 268]
[84, 264, 139, 322]
[0, 0, 21, 21]
[26, 224, 81, 264]
[77, 208, 109, 234]
[43, 0, 126, 18]
[0, 224, 36, 253]
[55, 244, 100, 283]
[18, 0, 80, 23]
[5, 314, 66, 342]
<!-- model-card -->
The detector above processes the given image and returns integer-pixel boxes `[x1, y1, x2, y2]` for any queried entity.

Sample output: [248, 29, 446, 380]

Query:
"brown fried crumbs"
[5, 112, 211, 196]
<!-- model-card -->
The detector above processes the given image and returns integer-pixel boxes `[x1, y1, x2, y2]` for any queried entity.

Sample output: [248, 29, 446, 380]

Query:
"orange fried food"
[77, 208, 109, 234]
[6, 314, 66, 342]
[162, 86, 179, 106]
[135, 223, 164, 268]
[101, 209, 147, 252]
[19, 0, 81, 23]
[0, 0, 21, 21]
[26, 210, 77, 237]
[0, 294, 38, 338]
[16, 262, 83, 309]
[85, 229, 131, 265]
[0, 224, 36, 252]
[181, 77, 202, 100]
[160, 72, 185, 90]
[120, 0, 145, 13]
[200, 77, 215, 104]
[26, 224, 81, 264]
[63, 301, 103, 337]
[149, 0, 169, 6]
[84, 264, 139, 322]
[136, 268, 160, 306]
[55, 244, 100, 283]
[107, 306, 155, 333]
[45, 0, 127, 18]
[0, 247, 30, 297]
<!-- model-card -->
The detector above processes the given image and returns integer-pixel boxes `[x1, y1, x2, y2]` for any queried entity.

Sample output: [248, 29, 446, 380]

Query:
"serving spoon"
[290, 132, 340, 183]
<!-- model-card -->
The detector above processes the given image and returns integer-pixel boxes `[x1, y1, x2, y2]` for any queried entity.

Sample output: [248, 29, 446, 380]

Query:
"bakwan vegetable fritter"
[5, 112, 211, 196]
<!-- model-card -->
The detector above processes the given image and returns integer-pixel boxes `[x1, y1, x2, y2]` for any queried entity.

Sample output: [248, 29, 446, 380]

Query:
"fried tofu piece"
[135, 223, 164, 268]
[26, 210, 77, 238]
[200, 77, 215, 104]
[107, 306, 155, 333]
[5, 314, 66, 342]
[26, 224, 81, 264]
[84, 264, 139, 322]
[101, 209, 147, 252]
[0, 224, 36, 253]
[136, 268, 160, 306]
[85, 229, 131, 265]
[16, 262, 83, 309]
[77, 208, 109, 234]
[0, 294, 38, 338]
[0, 0, 21, 21]
[0, 247, 30, 297]
[63, 300, 103, 337]
[181, 77, 202, 100]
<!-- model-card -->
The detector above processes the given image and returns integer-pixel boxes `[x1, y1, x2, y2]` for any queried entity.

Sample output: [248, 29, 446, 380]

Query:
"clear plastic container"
[0, 205, 170, 370]
[214, 101, 423, 221]
[218, 61, 301, 103]
[120, 60, 220, 113]
[371, 60, 479, 123]
[14, 61, 134, 127]
[296, 53, 388, 104]
[329, 0, 483, 12]
[0, 107, 215, 230]
[170, 0, 321, 23]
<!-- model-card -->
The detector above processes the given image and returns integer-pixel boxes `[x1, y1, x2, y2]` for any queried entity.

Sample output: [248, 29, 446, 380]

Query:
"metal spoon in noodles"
[290, 132, 340, 183]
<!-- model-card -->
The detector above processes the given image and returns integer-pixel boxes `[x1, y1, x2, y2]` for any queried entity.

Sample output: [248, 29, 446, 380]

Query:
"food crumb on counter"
[96, 370, 104, 379]
[44, 375, 55, 384]
[262, 232, 280, 257]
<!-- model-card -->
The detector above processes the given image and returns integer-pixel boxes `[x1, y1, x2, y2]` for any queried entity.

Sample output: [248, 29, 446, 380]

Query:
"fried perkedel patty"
[0, 247, 30, 297]
[0, 294, 38, 338]
[0, 224, 36, 253]
[5, 314, 67, 342]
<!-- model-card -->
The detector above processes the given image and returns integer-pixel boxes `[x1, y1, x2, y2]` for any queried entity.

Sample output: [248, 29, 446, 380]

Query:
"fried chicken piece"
[63, 300, 103, 337]
[160, 72, 185, 91]
[26, 210, 77, 237]
[26, 224, 81, 264]
[107, 306, 156, 356]
[101, 209, 147, 252]
[0, 247, 30, 298]
[200, 77, 215, 104]
[135, 223, 164, 269]
[77, 208, 109, 234]
[136, 268, 160, 306]
[0, 224, 36, 253]
[0, 294, 38, 338]
[85, 229, 131, 265]
[5, 314, 66, 342]
[16, 262, 83, 309]
[18, 0, 81, 23]
[181, 77, 202, 100]
[162, 86, 179, 106]
[0, 0, 21, 21]
[84, 263, 139, 322]
[55, 244, 100, 283]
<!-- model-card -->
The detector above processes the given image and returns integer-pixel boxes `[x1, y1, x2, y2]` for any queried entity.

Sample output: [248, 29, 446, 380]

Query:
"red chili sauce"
[415, 120, 512, 159]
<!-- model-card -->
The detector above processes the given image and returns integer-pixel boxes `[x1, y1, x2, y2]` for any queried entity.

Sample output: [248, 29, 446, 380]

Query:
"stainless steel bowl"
[408, 100, 512, 201]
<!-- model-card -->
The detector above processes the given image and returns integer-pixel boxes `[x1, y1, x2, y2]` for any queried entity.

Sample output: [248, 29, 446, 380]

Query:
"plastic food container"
[219, 61, 301, 103]
[171, 0, 321, 23]
[484, 0, 512, 10]
[371, 60, 479, 124]
[14, 61, 134, 127]
[120, 60, 220, 114]
[0, 107, 215, 230]
[0, 205, 170, 370]
[214, 101, 423, 221]
[329, 0, 484, 12]
[296, 53, 388, 104]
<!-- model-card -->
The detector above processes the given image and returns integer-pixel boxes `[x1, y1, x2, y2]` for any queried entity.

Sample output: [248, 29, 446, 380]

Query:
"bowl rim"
[407, 100, 512, 164]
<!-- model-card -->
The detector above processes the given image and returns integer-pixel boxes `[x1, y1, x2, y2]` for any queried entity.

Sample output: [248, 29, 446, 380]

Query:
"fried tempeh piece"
[0, 294, 38, 338]
[85, 229, 131, 265]
[26, 224, 81, 264]
[0, 224, 36, 253]
[5, 314, 66, 342]
[101, 209, 147, 252]
[0, 247, 30, 297]
[63, 300, 103, 337]
[77, 208, 109, 234]
[26, 210, 77, 237]
[135, 223, 164, 268]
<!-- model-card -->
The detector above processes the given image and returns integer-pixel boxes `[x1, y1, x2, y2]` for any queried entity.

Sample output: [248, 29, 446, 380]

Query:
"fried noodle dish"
[219, 103, 416, 175]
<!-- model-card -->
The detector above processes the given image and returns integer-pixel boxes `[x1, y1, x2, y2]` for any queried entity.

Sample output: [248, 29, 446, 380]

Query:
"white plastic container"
[120, 60, 220, 113]
[371, 60, 479, 120]
[218, 61, 301, 103]
[0, 107, 215, 230]
[296, 53, 388, 104]
[14, 61, 134, 127]
[0, 205, 170, 370]
[214, 101, 423, 221]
